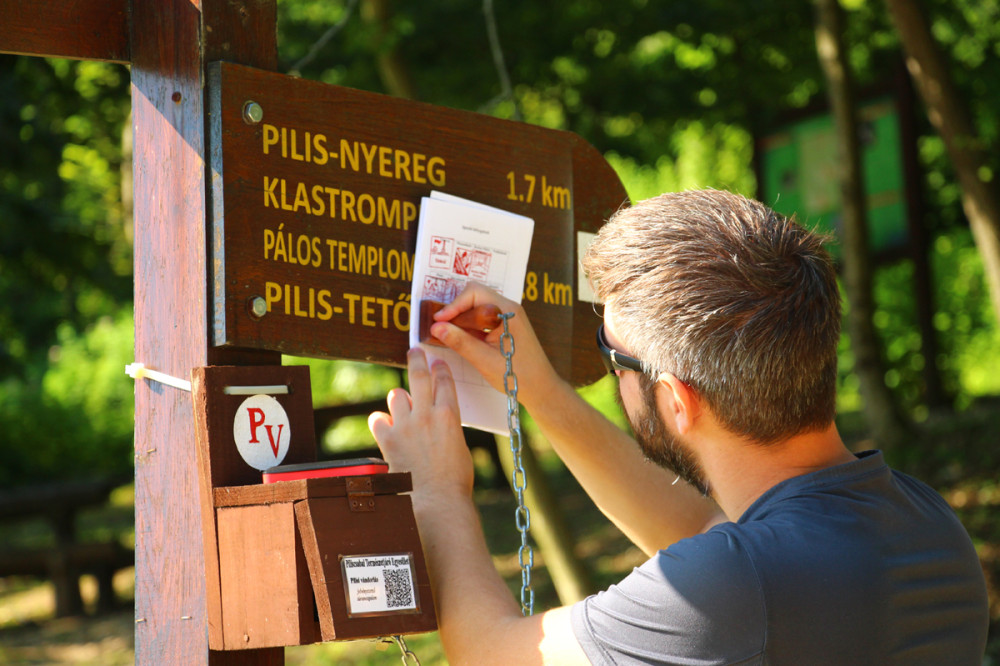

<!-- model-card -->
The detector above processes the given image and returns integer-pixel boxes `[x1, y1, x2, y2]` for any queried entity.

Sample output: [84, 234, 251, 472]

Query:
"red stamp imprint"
[429, 236, 454, 269]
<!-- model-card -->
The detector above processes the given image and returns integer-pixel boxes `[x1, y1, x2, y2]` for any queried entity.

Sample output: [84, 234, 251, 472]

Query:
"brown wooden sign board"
[209, 61, 628, 386]
[0, 0, 129, 63]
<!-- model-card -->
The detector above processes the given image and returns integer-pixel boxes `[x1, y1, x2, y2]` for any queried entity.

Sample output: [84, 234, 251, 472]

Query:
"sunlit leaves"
[286, 357, 402, 454]
[930, 230, 1000, 405]
[0, 309, 134, 486]
[589, 29, 617, 59]
[608, 121, 756, 199]
[0, 56, 130, 380]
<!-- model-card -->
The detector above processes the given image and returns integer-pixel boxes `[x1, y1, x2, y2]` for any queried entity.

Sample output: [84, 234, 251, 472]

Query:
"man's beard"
[621, 373, 710, 497]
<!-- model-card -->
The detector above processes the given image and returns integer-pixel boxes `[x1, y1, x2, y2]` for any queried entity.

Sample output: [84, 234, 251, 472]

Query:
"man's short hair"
[582, 189, 842, 444]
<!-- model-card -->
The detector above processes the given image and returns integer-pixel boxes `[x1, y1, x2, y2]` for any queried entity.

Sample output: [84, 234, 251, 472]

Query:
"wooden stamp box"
[192, 365, 436, 650]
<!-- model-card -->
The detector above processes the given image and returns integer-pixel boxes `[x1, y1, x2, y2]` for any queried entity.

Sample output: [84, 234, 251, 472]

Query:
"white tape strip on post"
[125, 363, 192, 393]
[126, 364, 291, 396]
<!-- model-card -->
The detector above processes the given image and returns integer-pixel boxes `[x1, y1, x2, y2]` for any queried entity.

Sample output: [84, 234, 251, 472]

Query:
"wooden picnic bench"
[0, 476, 134, 617]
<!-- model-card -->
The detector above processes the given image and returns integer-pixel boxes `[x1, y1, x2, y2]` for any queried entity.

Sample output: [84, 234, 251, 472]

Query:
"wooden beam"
[0, 0, 129, 63]
[130, 0, 278, 663]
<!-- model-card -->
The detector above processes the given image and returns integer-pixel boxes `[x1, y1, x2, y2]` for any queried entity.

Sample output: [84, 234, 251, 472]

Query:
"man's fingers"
[367, 410, 392, 441]
[430, 359, 459, 410]
[385, 387, 413, 416]
[405, 347, 434, 405]
[432, 287, 479, 322]
[433, 283, 516, 323]
[430, 322, 506, 393]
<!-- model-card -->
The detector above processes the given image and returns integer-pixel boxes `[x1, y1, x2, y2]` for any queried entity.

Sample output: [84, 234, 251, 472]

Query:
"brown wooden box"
[192, 366, 436, 650]
[215, 499, 317, 648]
[212, 475, 435, 649]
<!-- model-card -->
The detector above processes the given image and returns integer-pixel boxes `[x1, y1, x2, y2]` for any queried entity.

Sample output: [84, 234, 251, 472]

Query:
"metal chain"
[392, 635, 421, 665]
[499, 311, 534, 616]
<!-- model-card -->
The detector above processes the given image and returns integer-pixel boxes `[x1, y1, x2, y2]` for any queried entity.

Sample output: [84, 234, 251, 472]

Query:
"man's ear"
[656, 372, 700, 434]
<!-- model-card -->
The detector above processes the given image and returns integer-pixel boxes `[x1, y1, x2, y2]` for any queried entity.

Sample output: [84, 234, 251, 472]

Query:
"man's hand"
[428, 283, 561, 411]
[368, 348, 474, 500]
[369, 350, 589, 666]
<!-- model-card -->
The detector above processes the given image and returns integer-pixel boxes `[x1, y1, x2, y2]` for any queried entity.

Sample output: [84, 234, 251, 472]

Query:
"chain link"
[392, 635, 421, 665]
[499, 312, 534, 616]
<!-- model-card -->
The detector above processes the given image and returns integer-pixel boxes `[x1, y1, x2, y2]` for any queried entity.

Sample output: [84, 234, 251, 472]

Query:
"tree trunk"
[884, 0, 1000, 327]
[813, 0, 911, 449]
[360, 0, 419, 100]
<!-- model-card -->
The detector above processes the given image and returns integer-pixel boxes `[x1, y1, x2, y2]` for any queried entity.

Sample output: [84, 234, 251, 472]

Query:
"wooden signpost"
[1, 1, 629, 663]
[210, 61, 626, 385]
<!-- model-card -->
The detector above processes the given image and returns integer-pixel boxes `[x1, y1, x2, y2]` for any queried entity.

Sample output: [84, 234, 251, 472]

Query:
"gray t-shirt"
[571, 451, 988, 665]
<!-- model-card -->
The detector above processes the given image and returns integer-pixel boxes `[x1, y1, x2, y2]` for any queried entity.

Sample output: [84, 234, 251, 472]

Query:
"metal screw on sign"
[499, 311, 534, 617]
[242, 100, 263, 125]
[248, 296, 268, 319]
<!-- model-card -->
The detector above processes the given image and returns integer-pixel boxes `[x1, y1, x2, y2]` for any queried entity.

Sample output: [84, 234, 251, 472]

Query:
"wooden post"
[129, 0, 280, 662]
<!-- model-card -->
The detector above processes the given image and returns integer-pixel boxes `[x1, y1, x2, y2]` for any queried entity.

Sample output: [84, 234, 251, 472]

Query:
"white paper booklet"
[409, 191, 534, 434]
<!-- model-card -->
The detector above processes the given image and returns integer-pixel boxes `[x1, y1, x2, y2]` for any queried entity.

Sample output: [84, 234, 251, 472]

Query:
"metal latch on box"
[346, 476, 375, 512]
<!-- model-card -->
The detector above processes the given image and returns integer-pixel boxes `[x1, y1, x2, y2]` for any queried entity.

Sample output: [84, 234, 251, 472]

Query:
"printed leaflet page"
[410, 191, 534, 434]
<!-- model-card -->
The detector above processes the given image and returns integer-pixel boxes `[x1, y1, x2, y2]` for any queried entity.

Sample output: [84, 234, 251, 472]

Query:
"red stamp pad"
[262, 458, 389, 483]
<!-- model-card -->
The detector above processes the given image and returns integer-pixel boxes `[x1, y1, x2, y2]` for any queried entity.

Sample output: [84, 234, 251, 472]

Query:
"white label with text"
[340, 553, 418, 616]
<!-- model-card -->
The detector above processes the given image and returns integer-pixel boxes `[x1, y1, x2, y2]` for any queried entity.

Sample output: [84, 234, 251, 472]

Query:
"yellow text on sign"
[264, 281, 410, 331]
[523, 271, 573, 306]
[506, 171, 571, 210]
[261, 123, 447, 187]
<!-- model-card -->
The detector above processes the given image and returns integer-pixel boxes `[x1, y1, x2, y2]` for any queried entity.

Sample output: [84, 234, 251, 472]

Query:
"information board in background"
[757, 98, 908, 256]
[208, 62, 628, 387]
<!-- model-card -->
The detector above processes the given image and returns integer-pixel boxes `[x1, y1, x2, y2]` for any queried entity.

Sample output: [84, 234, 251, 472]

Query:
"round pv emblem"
[232, 394, 291, 470]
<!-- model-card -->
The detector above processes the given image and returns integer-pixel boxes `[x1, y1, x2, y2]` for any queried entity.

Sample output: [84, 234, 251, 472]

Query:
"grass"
[0, 396, 998, 664]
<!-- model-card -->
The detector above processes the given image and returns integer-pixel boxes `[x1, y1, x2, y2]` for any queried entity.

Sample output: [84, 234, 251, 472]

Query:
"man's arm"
[411, 476, 588, 665]
[369, 349, 588, 665]
[429, 285, 723, 554]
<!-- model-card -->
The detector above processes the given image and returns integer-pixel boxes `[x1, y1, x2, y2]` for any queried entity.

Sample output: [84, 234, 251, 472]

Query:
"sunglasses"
[596, 323, 645, 375]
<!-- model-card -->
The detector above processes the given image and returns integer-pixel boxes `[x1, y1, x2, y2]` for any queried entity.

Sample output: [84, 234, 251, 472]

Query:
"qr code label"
[383, 567, 415, 608]
[341, 553, 418, 616]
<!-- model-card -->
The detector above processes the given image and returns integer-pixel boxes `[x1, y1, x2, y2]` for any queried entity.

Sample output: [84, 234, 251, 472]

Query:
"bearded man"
[369, 189, 988, 665]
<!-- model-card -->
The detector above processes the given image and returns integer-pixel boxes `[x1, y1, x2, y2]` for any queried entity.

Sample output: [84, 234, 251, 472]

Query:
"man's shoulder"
[608, 529, 767, 629]
[571, 531, 766, 665]
[657, 524, 760, 577]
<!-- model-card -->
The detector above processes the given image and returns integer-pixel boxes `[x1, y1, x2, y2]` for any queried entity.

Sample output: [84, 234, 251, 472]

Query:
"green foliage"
[909, 0, 1000, 237]
[0, 309, 134, 486]
[607, 120, 756, 200]
[928, 230, 1000, 404]
[871, 260, 928, 412]
[278, 0, 834, 160]
[843, 226, 1000, 422]
[0, 55, 132, 485]
[0, 56, 131, 380]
